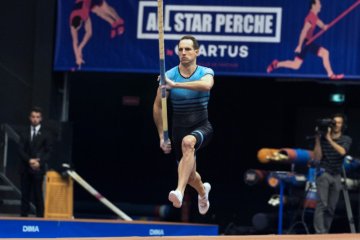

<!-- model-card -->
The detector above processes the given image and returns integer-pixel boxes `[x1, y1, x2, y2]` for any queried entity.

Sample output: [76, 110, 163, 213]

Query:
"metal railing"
[0, 123, 36, 213]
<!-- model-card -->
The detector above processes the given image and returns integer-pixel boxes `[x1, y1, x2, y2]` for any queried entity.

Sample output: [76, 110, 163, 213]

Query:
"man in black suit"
[18, 106, 53, 217]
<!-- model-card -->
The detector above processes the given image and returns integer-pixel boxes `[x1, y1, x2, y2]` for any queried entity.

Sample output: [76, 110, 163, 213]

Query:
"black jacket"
[18, 126, 53, 174]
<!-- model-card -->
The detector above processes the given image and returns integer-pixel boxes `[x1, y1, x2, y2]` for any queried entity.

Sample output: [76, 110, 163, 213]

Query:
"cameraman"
[313, 113, 352, 234]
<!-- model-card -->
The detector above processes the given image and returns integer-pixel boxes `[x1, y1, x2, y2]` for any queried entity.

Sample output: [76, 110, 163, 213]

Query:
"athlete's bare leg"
[91, 6, 116, 25]
[277, 58, 303, 70]
[100, 1, 121, 20]
[176, 135, 197, 195]
[188, 169, 206, 197]
[267, 57, 302, 73]
[91, 2, 124, 38]
[318, 47, 333, 77]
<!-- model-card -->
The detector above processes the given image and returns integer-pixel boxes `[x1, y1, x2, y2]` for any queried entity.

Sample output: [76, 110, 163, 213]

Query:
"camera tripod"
[341, 165, 356, 233]
[287, 166, 357, 234]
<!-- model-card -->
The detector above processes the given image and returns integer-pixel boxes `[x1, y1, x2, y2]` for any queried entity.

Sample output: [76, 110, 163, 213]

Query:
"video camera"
[316, 118, 335, 135]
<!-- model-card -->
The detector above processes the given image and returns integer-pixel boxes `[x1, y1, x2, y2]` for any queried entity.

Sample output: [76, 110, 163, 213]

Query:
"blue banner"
[54, 0, 360, 80]
[0, 218, 218, 238]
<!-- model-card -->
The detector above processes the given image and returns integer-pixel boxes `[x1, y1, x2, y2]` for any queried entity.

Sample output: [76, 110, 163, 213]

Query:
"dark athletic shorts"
[172, 120, 213, 162]
[296, 39, 321, 60]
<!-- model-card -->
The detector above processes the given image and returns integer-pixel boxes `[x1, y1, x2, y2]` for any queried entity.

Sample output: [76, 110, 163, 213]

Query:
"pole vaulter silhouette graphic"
[267, 0, 360, 80]
[69, 0, 125, 70]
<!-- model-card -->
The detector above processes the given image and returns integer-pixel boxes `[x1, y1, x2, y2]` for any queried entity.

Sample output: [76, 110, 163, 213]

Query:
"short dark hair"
[332, 112, 346, 120]
[30, 106, 43, 115]
[309, 0, 317, 10]
[179, 35, 200, 50]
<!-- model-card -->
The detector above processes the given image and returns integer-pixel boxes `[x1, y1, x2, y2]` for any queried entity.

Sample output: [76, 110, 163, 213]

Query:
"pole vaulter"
[306, 0, 360, 45]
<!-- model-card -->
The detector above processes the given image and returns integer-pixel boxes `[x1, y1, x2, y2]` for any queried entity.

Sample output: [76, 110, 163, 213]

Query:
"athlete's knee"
[318, 48, 329, 58]
[293, 60, 302, 70]
[181, 136, 196, 151]
[293, 63, 301, 70]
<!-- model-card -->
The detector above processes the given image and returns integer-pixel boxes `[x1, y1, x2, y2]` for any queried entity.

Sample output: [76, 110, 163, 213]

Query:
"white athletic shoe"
[198, 182, 211, 215]
[168, 190, 183, 208]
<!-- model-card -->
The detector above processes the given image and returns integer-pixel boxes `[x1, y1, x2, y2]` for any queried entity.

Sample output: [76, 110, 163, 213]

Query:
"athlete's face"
[178, 39, 199, 65]
[314, 0, 321, 13]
